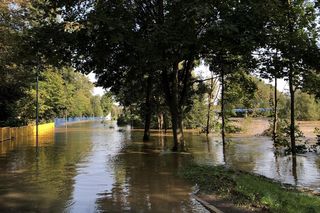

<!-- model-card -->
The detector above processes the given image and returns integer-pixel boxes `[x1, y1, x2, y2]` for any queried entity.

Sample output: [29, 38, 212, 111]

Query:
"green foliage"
[224, 71, 258, 114]
[0, 1, 35, 125]
[38, 69, 68, 121]
[225, 123, 242, 134]
[100, 92, 114, 116]
[264, 119, 304, 147]
[184, 98, 207, 129]
[278, 91, 320, 121]
[295, 92, 320, 121]
[0, 64, 112, 126]
[33, 67, 96, 121]
[116, 107, 143, 127]
[91, 96, 103, 117]
[180, 164, 320, 212]
[303, 70, 320, 100]
[2, 0, 320, 137]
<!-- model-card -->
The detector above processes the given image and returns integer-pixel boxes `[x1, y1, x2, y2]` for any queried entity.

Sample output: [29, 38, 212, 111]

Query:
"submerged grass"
[180, 164, 320, 213]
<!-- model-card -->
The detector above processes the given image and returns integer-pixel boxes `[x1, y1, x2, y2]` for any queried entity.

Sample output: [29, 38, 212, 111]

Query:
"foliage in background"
[278, 91, 320, 121]
[224, 71, 257, 115]
[0, 66, 116, 126]
[0, 1, 35, 126]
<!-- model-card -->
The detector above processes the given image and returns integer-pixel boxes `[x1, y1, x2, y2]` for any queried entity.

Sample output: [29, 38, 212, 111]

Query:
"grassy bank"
[180, 164, 320, 213]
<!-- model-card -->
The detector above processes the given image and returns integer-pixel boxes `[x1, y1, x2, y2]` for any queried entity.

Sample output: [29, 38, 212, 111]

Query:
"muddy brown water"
[0, 121, 319, 212]
[0, 122, 208, 212]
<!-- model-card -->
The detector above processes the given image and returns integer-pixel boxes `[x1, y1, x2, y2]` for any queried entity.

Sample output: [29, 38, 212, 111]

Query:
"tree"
[100, 92, 114, 117]
[205, 73, 219, 135]
[37, 68, 68, 121]
[255, 47, 285, 143]
[0, 1, 35, 126]
[224, 71, 257, 114]
[38, 0, 212, 150]
[302, 70, 320, 100]
[204, 0, 268, 144]
[91, 96, 103, 117]
[265, 0, 319, 154]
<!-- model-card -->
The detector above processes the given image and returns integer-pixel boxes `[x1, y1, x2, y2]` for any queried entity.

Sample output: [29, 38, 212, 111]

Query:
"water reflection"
[0, 122, 208, 212]
[0, 122, 319, 212]
[190, 135, 320, 189]
[0, 123, 92, 212]
[95, 139, 202, 212]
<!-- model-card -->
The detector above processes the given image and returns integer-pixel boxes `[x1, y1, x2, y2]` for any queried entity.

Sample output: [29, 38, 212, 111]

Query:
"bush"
[263, 119, 304, 147]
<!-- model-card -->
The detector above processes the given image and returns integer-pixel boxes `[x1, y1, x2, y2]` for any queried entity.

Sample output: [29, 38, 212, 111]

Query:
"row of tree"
[35, 67, 116, 123]
[1, 1, 320, 153]
[118, 72, 320, 130]
[1, 65, 115, 126]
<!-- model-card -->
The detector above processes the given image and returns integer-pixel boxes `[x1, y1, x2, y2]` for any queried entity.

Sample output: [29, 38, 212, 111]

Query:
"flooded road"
[0, 122, 207, 212]
[0, 121, 320, 212]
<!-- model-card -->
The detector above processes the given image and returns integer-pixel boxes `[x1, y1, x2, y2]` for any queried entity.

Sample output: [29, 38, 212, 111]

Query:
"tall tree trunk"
[169, 103, 184, 151]
[289, 68, 296, 154]
[143, 76, 152, 141]
[287, 0, 296, 155]
[206, 76, 214, 135]
[273, 77, 278, 144]
[221, 67, 226, 145]
[158, 112, 163, 131]
[162, 68, 184, 151]
[163, 112, 167, 134]
[169, 74, 184, 151]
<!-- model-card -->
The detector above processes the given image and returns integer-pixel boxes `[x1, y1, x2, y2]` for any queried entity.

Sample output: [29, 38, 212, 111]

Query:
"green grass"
[180, 164, 320, 213]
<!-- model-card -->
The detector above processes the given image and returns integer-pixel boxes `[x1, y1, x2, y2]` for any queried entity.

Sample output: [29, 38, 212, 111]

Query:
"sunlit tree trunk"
[221, 67, 226, 145]
[206, 76, 215, 135]
[273, 77, 278, 143]
[158, 112, 163, 131]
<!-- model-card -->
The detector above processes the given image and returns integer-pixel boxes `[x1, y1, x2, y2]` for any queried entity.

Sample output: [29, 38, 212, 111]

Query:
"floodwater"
[190, 136, 320, 190]
[0, 122, 208, 213]
[0, 122, 320, 212]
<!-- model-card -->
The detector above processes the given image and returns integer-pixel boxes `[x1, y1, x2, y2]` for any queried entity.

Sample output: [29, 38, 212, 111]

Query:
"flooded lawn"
[0, 121, 319, 212]
[190, 135, 320, 189]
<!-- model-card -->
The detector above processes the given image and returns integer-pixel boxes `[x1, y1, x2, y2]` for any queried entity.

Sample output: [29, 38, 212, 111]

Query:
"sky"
[194, 64, 288, 92]
[87, 73, 105, 96]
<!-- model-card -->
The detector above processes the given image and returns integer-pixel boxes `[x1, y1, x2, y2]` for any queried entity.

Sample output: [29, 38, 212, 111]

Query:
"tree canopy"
[1, 0, 319, 152]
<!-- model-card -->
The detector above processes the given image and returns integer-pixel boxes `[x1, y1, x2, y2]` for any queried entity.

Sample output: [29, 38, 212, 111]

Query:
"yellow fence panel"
[0, 123, 55, 142]
[33, 123, 55, 135]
